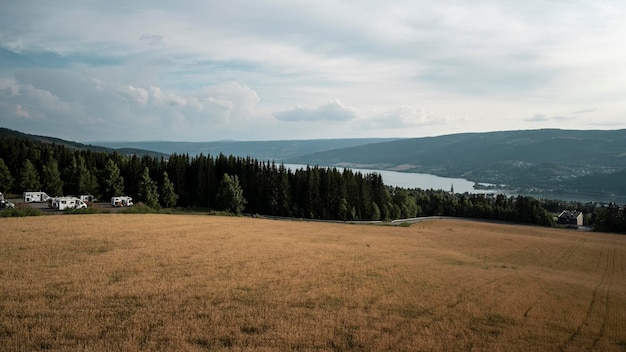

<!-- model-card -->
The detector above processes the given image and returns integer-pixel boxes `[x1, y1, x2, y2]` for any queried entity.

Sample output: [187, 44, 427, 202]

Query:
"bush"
[207, 210, 239, 217]
[0, 206, 42, 217]
[120, 202, 158, 214]
[64, 206, 107, 215]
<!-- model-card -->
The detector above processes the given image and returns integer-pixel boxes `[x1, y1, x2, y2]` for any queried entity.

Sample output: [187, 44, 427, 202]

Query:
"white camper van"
[79, 195, 97, 203]
[54, 197, 88, 211]
[111, 196, 133, 207]
[23, 191, 51, 203]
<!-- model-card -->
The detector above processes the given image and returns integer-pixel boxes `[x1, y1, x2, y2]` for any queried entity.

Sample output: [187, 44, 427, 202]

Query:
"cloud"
[118, 85, 149, 105]
[0, 65, 263, 141]
[139, 34, 164, 46]
[15, 104, 30, 118]
[1, 1, 626, 141]
[525, 114, 566, 123]
[150, 86, 185, 106]
[571, 108, 596, 115]
[367, 106, 445, 128]
[274, 99, 358, 122]
[197, 82, 260, 120]
[526, 114, 549, 122]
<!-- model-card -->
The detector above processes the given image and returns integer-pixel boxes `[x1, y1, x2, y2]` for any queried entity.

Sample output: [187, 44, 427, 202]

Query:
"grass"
[0, 215, 625, 351]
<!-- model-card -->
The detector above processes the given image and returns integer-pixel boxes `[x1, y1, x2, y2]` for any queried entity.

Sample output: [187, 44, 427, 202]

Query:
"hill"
[288, 129, 626, 198]
[0, 127, 167, 158]
[92, 138, 400, 160]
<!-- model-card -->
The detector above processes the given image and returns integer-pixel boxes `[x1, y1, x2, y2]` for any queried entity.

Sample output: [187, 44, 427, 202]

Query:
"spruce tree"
[160, 171, 178, 208]
[0, 158, 13, 192]
[102, 159, 124, 198]
[19, 159, 41, 191]
[138, 167, 159, 209]
[216, 173, 247, 214]
[41, 158, 63, 196]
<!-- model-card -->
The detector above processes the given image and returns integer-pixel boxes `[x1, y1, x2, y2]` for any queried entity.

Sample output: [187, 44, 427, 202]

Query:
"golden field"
[0, 214, 625, 351]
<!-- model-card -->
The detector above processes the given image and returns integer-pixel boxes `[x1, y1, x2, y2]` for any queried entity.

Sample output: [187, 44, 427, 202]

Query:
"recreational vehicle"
[23, 191, 51, 203]
[54, 197, 88, 211]
[111, 196, 133, 207]
[79, 194, 97, 203]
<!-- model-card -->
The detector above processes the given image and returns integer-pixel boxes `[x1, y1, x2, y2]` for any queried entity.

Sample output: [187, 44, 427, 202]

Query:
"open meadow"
[1, 215, 625, 351]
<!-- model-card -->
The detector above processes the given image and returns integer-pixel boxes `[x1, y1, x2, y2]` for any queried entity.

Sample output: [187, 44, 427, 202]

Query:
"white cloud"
[15, 104, 30, 118]
[367, 106, 444, 128]
[150, 86, 185, 106]
[525, 114, 567, 123]
[197, 82, 260, 120]
[119, 85, 149, 105]
[1, 0, 626, 141]
[275, 99, 358, 122]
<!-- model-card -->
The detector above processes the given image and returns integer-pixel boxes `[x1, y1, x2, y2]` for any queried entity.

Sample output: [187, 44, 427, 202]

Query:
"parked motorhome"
[79, 195, 97, 202]
[54, 197, 88, 211]
[111, 196, 133, 207]
[23, 191, 51, 203]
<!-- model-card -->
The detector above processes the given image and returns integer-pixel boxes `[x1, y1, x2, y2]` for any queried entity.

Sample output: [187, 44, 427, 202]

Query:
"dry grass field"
[1, 215, 625, 351]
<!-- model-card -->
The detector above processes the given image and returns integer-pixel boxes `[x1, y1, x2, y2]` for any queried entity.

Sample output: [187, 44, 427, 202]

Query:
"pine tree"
[216, 173, 247, 214]
[138, 167, 159, 209]
[19, 159, 41, 191]
[41, 158, 63, 196]
[76, 155, 92, 194]
[102, 159, 124, 198]
[160, 171, 178, 208]
[0, 158, 14, 192]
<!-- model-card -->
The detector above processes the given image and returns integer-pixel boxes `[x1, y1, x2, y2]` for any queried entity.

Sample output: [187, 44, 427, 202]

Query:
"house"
[557, 210, 583, 226]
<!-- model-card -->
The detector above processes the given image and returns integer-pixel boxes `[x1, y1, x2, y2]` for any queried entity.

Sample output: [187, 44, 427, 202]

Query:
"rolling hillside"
[0, 128, 167, 158]
[288, 129, 626, 197]
[92, 138, 400, 160]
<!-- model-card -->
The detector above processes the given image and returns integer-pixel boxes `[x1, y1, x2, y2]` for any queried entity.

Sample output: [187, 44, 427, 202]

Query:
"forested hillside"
[93, 138, 400, 160]
[0, 127, 167, 158]
[290, 129, 626, 197]
[2, 131, 625, 232]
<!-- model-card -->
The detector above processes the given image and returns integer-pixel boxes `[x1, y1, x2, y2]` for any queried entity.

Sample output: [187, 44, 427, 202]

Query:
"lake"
[285, 164, 626, 204]
[284, 164, 483, 194]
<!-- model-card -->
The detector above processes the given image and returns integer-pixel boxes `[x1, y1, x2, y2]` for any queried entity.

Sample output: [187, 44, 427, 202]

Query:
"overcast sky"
[1, 1, 624, 142]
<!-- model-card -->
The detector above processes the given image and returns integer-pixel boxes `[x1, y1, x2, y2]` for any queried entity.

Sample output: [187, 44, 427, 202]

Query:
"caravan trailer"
[23, 191, 51, 203]
[111, 196, 133, 207]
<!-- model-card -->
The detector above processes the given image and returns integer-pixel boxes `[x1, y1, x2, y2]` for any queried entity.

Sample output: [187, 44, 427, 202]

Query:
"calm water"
[284, 164, 480, 194]
[285, 164, 626, 204]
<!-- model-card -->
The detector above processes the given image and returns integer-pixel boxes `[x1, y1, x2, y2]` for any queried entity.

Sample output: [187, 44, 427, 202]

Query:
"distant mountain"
[0, 128, 167, 158]
[288, 129, 626, 198]
[92, 138, 401, 161]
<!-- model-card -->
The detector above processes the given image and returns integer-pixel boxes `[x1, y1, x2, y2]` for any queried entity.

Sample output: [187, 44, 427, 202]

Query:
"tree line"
[2, 136, 625, 231]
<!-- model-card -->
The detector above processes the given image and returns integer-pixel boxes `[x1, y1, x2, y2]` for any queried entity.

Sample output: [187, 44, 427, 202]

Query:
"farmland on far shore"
[1, 215, 625, 351]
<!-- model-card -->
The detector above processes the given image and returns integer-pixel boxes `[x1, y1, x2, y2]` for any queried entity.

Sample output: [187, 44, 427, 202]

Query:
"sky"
[0, 1, 624, 142]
